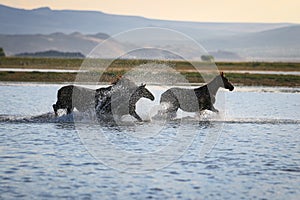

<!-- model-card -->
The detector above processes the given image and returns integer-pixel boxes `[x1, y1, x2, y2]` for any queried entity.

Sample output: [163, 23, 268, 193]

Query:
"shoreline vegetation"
[0, 57, 300, 87]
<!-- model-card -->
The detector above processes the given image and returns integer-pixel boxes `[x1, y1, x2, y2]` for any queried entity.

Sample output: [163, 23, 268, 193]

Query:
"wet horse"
[53, 78, 155, 122]
[159, 72, 234, 118]
[52, 78, 124, 116]
[52, 85, 97, 116]
[95, 79, 155, 122]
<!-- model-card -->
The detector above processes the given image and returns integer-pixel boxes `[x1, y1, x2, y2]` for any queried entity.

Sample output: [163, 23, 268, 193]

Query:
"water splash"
[1, 112, 299, 125]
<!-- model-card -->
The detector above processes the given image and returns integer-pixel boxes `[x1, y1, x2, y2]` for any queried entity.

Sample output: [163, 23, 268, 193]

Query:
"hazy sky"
[1, 0, 299, 23]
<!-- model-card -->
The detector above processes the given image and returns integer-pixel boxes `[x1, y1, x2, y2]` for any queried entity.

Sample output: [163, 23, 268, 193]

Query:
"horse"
[52, 85, 97, 116]
[52, 76, 123, 116]
[53, 78, 155, 122]
[95, 78, 155, 122]
[159, 72, 234, 119]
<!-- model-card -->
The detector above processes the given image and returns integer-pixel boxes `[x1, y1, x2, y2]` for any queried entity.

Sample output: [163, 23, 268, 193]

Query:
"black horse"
[53, 78, 155, 122]
[53, 85, 96, 116]
[95, 78, 155, 122]
[159, 72, 234, 118]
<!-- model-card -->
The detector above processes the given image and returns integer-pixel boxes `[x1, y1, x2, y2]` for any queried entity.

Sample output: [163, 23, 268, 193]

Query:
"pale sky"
[1, 0, 299, 23]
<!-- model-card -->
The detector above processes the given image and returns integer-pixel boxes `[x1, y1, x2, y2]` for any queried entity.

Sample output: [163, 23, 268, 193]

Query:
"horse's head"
[219, 72, 234, 91]
[135, 84, 155, 101]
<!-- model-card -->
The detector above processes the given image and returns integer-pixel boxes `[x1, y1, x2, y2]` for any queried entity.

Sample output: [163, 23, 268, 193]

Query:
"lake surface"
[0, 83, 299, 199]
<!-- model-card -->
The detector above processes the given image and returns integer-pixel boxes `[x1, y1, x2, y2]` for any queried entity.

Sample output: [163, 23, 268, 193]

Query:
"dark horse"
[159, 72, 234, 118]
[95, 78, 155, 122]
[53, 78, 155, 122]
[52, 85, 96, 116]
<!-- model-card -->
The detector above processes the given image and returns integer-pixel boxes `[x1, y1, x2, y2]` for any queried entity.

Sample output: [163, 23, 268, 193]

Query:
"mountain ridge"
[0, 4, 299, 61]
[0, 4, 294, 36]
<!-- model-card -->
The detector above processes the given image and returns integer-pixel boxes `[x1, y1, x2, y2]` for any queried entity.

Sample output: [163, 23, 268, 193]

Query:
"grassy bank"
[226, 73, 300, 87]
[0, 57, 300, 86]
[1, 57, 300, 71]
[0, 71, 122, 83]
[1, 71, 300, 87]
[0, 57, 82, 69]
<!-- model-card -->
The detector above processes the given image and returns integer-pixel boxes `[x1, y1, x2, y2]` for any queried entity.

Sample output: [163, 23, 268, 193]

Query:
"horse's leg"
[167, 99, 180, 119]
[164, 105, 178, 119]
[67, 107, 73, 115]
[209, 105, 219, 113]
[129, 109, 143, 122]
[53, 104, 58, 116]
[160, 91, 178, 118]
[65, 99, 74, 115]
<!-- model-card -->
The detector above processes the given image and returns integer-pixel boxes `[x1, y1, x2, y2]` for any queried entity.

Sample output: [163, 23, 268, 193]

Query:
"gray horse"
[159, 72, 234, 118]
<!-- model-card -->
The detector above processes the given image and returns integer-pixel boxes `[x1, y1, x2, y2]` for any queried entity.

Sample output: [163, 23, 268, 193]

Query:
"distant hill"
[1, 28, 300, 61]
[203, 25, 300, 60]
[0, 32, 111, 56]
[0, 32, 245, 61]
[15, 50, 85, 58]
[0, 4, 292, 39]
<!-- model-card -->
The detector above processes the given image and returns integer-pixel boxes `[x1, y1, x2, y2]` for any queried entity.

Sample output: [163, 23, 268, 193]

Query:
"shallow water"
[0, 84, 299, 199]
